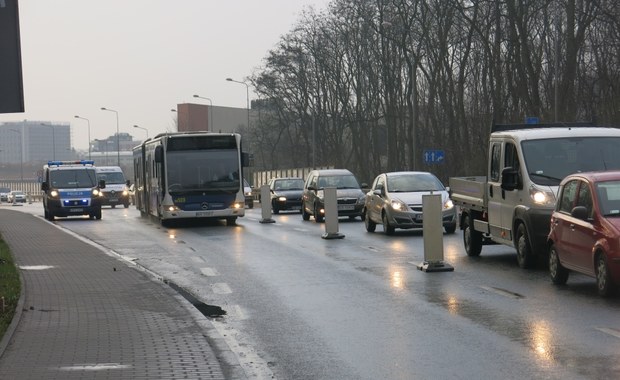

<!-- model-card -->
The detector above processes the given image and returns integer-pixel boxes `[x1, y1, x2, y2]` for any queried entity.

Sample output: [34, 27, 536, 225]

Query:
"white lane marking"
[200, 267, 219, 276]
[212, 283, 232, 294]
[19, 265, 55, 270]
[227, 305, 248, 320]
[596, 327, 620, 339]
[211, 320, 274, 379]
[59, 363, 131, 371]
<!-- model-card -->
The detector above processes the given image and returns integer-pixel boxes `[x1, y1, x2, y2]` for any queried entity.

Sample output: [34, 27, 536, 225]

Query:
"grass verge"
[0, 236, 20, 340]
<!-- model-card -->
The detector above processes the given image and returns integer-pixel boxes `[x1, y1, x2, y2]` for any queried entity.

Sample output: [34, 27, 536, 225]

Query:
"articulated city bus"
[132, 132, 249, 226]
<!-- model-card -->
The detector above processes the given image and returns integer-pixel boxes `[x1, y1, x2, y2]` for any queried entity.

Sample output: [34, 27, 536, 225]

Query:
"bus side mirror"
[154, 145, 163, 163]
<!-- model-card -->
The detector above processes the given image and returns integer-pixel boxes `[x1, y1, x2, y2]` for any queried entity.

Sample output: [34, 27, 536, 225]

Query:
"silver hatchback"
[363, 171, 456, 235]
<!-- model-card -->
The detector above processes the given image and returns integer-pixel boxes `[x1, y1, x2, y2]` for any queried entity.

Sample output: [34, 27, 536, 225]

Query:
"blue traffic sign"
[525, 116, 539, 124]
[423, 150, 445, 164]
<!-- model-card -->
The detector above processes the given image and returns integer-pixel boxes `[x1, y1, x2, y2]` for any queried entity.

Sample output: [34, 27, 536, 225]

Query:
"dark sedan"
[269, 177, 304, 214]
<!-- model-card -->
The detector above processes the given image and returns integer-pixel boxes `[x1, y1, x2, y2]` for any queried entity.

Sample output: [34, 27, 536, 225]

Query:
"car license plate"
[338, 204, 355, 211]
[70, 208, 83, 213]
[291, 206, 301, 210]
[109, 198, 118, 202]
[196, 211, 213, 217]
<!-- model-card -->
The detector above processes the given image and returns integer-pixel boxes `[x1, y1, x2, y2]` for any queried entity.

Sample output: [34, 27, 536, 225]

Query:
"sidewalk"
[0, 208, 242, 379]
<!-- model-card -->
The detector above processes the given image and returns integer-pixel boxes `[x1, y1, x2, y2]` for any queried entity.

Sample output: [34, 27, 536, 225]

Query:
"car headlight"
[278, 196, 287, 202]
[92, 189, 101, 196]
[443, 198, 454, 210]
[529, 184, 556, 206]
[122, 190, 129, 196]
[50, 190, 59, 197]
[390, 199, 408, 211]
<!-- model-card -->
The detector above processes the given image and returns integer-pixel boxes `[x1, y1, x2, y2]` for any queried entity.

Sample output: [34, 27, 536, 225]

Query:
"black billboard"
[0, 0, 25, 113]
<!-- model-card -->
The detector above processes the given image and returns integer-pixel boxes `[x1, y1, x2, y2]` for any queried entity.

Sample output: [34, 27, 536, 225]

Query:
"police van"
[41, 160, 106, 221]
[95, 166, 131, 208]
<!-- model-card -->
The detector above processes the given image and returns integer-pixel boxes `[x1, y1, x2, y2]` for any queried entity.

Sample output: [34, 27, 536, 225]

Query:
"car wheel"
[95, 209, 102, 220]
[273, 207, 280, 214]
[549, 244, 569, 285]
[463, 213, 482, 257]
[226, 217, 237, 226]
[314, 204, 324, 223]
[382, 212, 395, 235]
[516, 223, 534, 269]
[595, 253, 614, 297]
[46, 210, 55, 221]
[302, 206, 310, 221]
[124, 203, 130, 208]
[444, 223, 457, 234]
[364, 210, 376, 232]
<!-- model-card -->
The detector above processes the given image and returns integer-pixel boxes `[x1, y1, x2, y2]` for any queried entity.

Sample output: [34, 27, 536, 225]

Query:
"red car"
[548, 171, 620, 296]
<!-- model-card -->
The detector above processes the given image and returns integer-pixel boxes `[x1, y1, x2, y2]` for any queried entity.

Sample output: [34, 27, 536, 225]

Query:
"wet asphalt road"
[6, 202, 620, 379]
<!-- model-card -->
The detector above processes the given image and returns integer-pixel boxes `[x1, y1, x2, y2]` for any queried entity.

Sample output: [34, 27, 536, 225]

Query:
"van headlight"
[92, 189, 101, 196]
[529, 184, 556, 206]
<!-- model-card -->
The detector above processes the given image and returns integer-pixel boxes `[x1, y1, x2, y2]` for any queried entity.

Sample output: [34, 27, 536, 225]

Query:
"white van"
[95, 166, 131, 208]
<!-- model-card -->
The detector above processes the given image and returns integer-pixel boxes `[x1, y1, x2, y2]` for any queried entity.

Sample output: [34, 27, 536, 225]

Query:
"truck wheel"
[516, 223, 534, 268]
[463, 214, 482, 256]
[549, 244, 569, 285]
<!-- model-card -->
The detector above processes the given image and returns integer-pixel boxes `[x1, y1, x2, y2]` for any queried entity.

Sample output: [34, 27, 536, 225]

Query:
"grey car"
[363, 171, 457, 235]
[302, 169, 366, 222]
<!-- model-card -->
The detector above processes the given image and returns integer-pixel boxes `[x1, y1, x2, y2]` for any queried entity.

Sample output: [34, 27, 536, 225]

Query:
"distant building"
[0, 121, 71, 165]
[175, 103, 257, 134]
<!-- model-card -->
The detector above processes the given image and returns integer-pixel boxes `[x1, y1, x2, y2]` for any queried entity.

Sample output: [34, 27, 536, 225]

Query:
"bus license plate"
[196, 211, 213, 217]
[338, 204, 355, 211]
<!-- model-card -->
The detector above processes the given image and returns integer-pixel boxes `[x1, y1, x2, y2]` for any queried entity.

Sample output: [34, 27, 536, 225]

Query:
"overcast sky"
[0, 0, 331, 150]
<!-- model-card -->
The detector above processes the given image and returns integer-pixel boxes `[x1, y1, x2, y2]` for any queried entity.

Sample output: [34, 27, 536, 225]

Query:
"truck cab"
[450, 124, 620, 268]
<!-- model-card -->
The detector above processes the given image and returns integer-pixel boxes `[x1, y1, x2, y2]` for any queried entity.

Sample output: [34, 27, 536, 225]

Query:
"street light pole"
[193, 94, 214, 131]
[226, 78, 250, 129]
[133, 125, 148, 139]
[9, 129, 23, 181]
[40, 123, 56, 160]
[101, 107, 120, 166]
[74, 115, 91, 160]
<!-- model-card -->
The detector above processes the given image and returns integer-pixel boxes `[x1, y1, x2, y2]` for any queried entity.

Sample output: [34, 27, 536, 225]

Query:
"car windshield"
[523, 137, 620, 186]
[274, 179, 304, 190]
[317, 175, 360, 189]
[596, 180, 620, 217]
[387, 173, 445, 192]
[97, 172, 125, 184]
[50, 169, 97, 188]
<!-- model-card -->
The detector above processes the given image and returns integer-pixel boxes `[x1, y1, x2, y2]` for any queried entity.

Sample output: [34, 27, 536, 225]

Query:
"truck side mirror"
[501, 167, 520, 191]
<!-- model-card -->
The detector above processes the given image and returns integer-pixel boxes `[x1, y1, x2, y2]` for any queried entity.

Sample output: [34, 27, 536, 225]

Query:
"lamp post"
[101, 107, 120, 165]
[40, 123, 56, 160]
[9, 129, 23, 181]
[74, 115, 91, 159]
[226, 78, 250, 129]
[133, 125, 148, 139]
[192, 94, 214, 131]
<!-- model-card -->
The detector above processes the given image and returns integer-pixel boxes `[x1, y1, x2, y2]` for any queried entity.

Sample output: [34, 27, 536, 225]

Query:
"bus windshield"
[166, 149, 240, 192]
[522, 137, 620, 186]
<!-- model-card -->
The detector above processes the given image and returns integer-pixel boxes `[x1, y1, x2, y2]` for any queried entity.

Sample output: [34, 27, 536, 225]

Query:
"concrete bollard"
[417, 193, 454, 272]
[321, 187, 344, 239]
[259, 184, 275, 224]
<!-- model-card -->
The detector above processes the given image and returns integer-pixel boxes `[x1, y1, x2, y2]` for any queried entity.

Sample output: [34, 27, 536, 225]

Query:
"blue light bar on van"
[47, 160, 95, 167]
